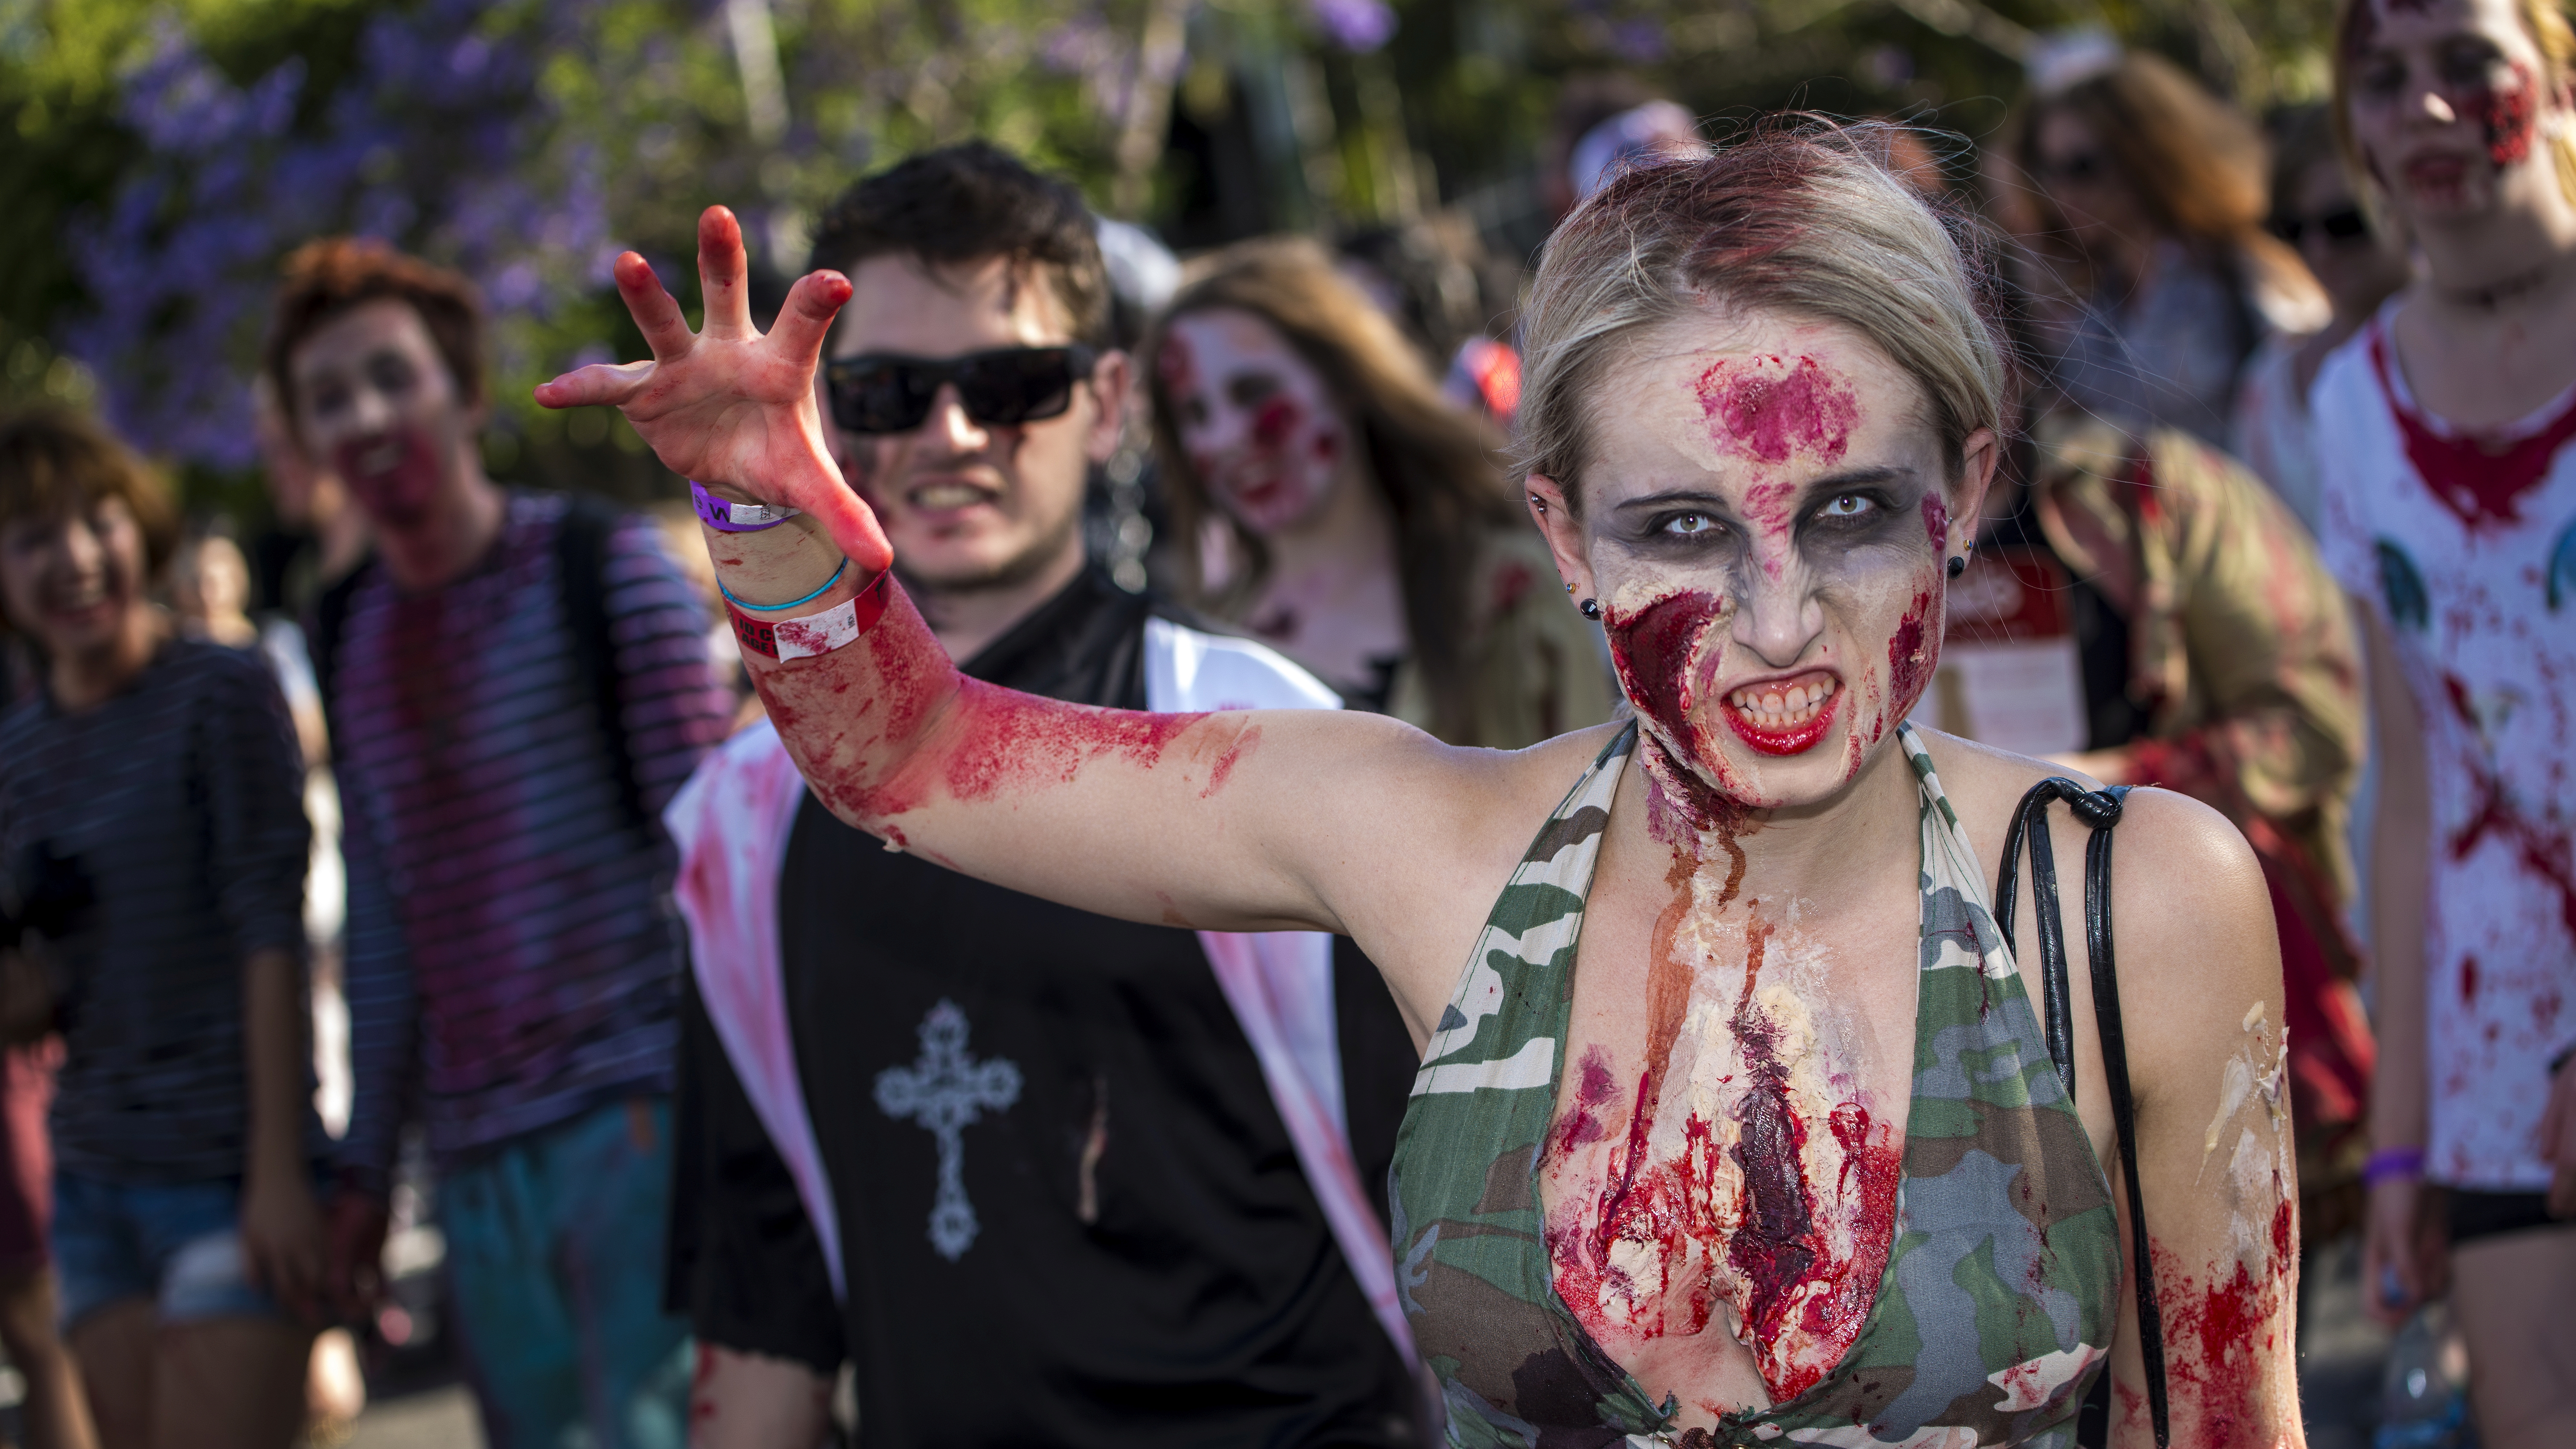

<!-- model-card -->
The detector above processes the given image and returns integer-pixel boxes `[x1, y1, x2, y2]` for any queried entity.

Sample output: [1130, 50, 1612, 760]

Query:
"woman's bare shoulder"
[1919, 729, 2261, 914]
[1916, 729, 2275, 1036]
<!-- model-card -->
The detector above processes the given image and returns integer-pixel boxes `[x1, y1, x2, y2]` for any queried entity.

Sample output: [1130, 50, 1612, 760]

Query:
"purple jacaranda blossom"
[1308, 0, 1394, 52]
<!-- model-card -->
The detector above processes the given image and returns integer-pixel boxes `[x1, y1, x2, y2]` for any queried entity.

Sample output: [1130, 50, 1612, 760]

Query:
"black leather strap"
[1996, 778, 2167, 1449]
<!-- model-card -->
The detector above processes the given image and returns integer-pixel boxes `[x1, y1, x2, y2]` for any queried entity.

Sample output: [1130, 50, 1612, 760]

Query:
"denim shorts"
[51, 1172, 281, 1330]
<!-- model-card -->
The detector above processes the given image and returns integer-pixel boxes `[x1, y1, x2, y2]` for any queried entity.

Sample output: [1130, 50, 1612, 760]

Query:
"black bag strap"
[553, 492, 650, 838]
[1994, 778, 2166, 1449]
[307, 553, 376, 743]
[304, 496, 649, 839]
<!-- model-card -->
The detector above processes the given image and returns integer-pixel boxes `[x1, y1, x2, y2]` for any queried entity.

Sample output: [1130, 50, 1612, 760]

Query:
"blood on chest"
[1540, 901, 1905, 1408]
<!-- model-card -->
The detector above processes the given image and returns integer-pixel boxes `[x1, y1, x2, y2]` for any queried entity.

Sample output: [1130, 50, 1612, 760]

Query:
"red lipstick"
[1719, 673, 1842, 756]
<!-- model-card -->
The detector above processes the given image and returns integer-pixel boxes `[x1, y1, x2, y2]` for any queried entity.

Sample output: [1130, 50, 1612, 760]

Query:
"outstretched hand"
[535, 206, 892, 572]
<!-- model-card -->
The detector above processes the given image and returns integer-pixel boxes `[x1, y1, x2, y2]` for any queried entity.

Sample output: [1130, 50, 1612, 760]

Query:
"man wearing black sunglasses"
[666, 143, 1424, 1448]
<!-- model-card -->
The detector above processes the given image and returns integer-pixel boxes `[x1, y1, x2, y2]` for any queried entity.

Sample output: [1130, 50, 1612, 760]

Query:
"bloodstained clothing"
[1395, 724, 2123, 1444]
[664, 569, 1422, 1449]
[2313, 310, 2576, 1191]
[330, 493, 728, 1191]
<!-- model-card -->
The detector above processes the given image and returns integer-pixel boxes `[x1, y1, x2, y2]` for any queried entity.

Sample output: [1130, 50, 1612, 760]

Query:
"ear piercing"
[1580, 598, 1602, 619]
[1946, 555, 1967, 579]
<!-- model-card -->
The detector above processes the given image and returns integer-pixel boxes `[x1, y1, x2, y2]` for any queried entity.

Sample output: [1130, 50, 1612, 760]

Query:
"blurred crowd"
[0, 1, 2571, 1446]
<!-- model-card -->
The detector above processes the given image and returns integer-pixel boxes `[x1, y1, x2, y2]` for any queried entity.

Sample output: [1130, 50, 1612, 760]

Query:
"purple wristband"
[2362, 1146, 2425, 1189]
[690, 479, 800, 533]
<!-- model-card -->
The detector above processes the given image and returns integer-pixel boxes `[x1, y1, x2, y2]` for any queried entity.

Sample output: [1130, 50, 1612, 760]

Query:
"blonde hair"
[1142, 237, 1515, 740]
[1515, 122, 2008, 508]
[2332, 0, 2576, 207]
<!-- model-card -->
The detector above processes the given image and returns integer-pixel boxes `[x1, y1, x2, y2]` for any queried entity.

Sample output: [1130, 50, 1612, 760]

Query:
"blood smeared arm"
[536, 207, 1528, 1024]
[2089, 788, 2308, 1448]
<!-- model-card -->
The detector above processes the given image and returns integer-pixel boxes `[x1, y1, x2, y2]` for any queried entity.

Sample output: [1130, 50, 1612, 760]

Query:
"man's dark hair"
[808, 142, 1111, 347]
[265, 237, 487, 421]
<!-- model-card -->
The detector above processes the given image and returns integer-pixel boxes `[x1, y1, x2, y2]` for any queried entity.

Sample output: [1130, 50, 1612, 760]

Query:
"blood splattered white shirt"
[2312, 307, 2576, 1190]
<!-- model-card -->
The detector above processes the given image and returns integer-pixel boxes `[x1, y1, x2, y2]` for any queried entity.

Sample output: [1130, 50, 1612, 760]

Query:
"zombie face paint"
[1163, 307, 1350, 536]
[1578, 310, 1964, 812]
[288, 296, 475, 531]
[2346, 0, 2565, 217]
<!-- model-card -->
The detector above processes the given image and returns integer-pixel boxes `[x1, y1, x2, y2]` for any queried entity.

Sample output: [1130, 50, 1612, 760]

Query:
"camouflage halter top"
[1391, 722, 2121, 1448]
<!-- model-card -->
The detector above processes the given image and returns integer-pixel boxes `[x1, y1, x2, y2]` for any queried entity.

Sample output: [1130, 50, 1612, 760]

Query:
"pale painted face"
[2347, 0, 2571, 223]
[1538, 305, 1986, 813]
[1159, 307, 1351, 537]
[290, 298, 480, 532]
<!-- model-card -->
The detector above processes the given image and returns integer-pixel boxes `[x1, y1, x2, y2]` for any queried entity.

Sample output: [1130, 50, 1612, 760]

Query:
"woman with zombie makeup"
[2314, 0, 2576, 1441]
[1142, 238, 1618, 747]
[545, 127, 2306, 1447]
[1999, 51, 2328, 449]
[2231, 106, 2416, 535]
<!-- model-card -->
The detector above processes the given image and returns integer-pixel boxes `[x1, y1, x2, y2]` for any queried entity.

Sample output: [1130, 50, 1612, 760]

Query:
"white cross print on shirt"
[873, 999, 1022, 1261]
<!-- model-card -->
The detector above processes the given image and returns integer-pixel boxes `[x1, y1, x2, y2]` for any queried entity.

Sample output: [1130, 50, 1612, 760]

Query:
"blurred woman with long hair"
[2000, 49, 2326, 444]
[2311, 0, 2576, 1442]
[1142, 238, 1615, 747]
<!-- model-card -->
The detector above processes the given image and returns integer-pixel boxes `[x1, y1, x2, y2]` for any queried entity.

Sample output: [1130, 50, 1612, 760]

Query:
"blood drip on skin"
[1156, 330, 1197, 396]
[691, 1343, 719, 1423]
[1546, 915, 1901, 1403]
[1885, 590, 1937, 725]
[2474, 63, 2540, 166]
[2149, 1226, 2295, 1448]
[1694, 356, 1859, 466]
[1556, 1045, 1621, 1153]
[1603, 589, 1765, 879]
[2461, 955, 2479, 1005]
[1919, 494, 1950, 554]
[1605, 590, 1727, 763]
[2371, 333, 2576, 532]
[752, 572, 1217, 829]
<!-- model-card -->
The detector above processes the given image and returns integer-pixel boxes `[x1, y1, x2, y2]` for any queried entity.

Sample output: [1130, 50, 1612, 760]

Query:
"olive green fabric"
[1391, 723, 2122, 1447]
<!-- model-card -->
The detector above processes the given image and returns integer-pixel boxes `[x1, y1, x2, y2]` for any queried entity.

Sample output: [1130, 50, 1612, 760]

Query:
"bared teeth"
[1727, 675, 1838, 730]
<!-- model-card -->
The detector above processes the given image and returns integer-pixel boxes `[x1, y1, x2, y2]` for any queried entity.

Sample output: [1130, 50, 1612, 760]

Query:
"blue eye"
[1818, 494, 1873, 519]
[1661, 513, 1718, 537]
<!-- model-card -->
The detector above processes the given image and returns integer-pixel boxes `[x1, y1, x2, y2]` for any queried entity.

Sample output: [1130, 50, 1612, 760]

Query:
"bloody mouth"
[1720, 673, 1840, 756]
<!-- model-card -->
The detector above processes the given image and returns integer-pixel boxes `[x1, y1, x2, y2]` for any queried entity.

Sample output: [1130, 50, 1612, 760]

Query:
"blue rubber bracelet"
[720, 557, 850, 612]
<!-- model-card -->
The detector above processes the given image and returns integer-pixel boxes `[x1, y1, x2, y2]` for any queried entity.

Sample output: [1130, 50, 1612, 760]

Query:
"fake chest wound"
[1544, 892, 1902, 1406]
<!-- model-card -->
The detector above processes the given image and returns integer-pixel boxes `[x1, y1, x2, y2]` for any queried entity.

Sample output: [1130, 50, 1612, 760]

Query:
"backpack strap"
[307, 554, 376, 743]
[1996, 778, 2166, 1449]
[553, 492, 650, 838]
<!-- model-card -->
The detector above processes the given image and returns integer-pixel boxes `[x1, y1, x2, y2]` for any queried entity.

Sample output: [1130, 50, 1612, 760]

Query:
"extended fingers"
[533, 359, 656, 411]
[699, 206, 754, 339]
[614, 251, 696, 361]
[768, 270, 855, 370]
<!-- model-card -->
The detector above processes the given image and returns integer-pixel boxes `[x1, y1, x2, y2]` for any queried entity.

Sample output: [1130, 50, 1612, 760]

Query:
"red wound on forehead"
[2478, 64, 2540, 166]
[1695, 355, 1859, 466]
